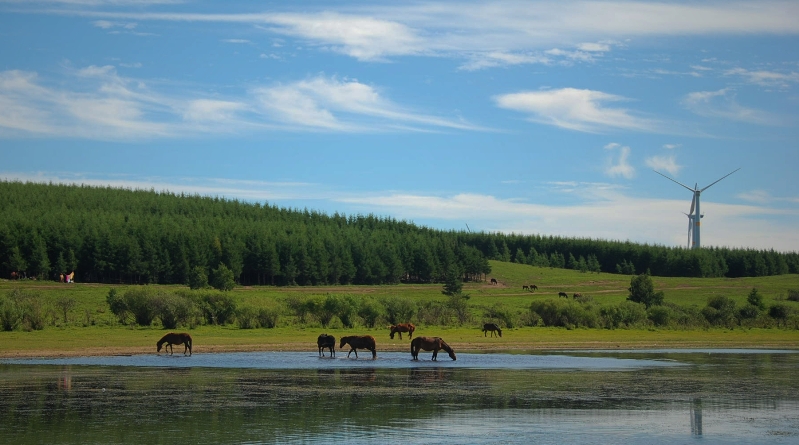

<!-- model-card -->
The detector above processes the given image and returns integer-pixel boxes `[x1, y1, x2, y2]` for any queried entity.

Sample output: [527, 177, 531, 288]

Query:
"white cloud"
[41, 1, 799, 65]
[494, 88, 659, 133]
[662, 144, 680, 149]
[253, 76, 481, 132]
[222, 39, 250, 44]
[682, 88, 781, 125]
[725, 67, 799, 88]
[0, 69, 482, 139]
[603, 143, 635, 179]
[645, 155, 681, 176]
[458, 52, 549, 71]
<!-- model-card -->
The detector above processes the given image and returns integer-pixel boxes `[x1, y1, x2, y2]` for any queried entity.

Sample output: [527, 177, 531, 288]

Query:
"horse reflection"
[410, 336, 456, 361]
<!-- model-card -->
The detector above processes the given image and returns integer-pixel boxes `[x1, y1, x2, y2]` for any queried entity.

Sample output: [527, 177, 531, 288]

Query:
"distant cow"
[317, 333, 335, 357]
[558, 292, 568, 298]
[573, 293, 583, 299]
[482, 323, 502, 337]
[490, 278, 498, 285]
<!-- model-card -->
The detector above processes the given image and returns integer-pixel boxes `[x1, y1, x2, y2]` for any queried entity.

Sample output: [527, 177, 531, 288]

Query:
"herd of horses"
[156, 321, 508, 362]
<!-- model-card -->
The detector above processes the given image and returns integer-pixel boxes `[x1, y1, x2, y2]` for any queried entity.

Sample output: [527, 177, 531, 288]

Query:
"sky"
[1, 0, 798, 252]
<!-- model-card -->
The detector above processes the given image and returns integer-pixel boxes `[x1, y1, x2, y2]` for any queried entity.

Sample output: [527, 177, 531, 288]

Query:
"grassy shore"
[1, 261, 797, 358]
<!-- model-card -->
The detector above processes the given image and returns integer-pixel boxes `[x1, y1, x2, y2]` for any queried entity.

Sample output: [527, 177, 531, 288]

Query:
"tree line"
[0, 181, 796, 286]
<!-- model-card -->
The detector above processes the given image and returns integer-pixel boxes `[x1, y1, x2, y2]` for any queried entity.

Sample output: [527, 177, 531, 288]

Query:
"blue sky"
[1, 0, 798, 251]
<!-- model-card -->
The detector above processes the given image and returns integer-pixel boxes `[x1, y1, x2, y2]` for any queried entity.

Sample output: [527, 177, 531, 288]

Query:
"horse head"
[443, 341, 457, 360]
[339, 337, 348, 349]
[156, 341, 163, 352]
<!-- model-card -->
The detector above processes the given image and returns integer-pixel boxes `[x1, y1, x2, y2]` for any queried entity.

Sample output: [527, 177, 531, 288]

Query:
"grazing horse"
[522, 285, 529, 290]
[573, 293, 583, 299]
[389, 323, 415, 340]
[482, 323, 502, 337]
[411, 336, 456, 361]
[157, 332, 192, 356]
[339, 335, 377, 359]
[490, 278, 498, 285]
[317, 333, 335, 357]
[530, 284, 538, 292]
[558, 292, 568, 298]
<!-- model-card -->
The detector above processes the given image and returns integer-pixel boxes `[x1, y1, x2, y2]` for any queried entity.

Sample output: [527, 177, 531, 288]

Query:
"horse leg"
[432, 349, 438, 361]
[398, 332, 402, 340]
[370, 348, 376, 360]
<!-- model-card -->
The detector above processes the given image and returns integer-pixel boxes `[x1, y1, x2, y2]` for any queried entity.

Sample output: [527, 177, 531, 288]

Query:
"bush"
[180, 290, 237, 325]
[381, 296, 416, 325]
[356, 297, 382, 328]
[647, 305, 672, 327]
[769, 304, 791, 327]
[0, 295, 21, 331]
[787, 289, 799, 303]
[188, 266, 209, 290]
[415, 300, 449, 326]
[122, 288, 159, 326]
[154, 293, 197, 329]
[6, 289, 48, 331]
[256, 306, 280, 328]
[210, 263, 235, 291]
[446, 293, 471, 325]
[529, 299, 598, 329]
[702, 295, 737, 327]
[600, 301, 648, 329]
[484, 303, 516, 329]
[627, 273, 664, 309]
[236, 304, 281, 329]
[747, 288, 766, 310]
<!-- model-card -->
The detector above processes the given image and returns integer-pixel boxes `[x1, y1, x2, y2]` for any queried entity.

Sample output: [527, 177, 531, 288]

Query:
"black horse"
[482, 323, 502, 338]
[339, 335, 377, 359]
[317, 333, 335, 357]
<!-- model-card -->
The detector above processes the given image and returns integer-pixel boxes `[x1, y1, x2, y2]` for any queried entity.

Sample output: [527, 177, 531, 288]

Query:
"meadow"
[1, 261, 797, 357]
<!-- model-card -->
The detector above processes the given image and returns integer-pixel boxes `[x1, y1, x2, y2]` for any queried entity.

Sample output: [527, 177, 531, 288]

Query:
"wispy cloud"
[494, 88, 659, 133]
[253, 76, 481, 132]
[645, 154, 681, 176]
[603, 143, 635, 179]
[26, 1, 799, 65]
[725, 67, 799, 88]
[682, 88, 782, 125]
[0, 69, 482, 139]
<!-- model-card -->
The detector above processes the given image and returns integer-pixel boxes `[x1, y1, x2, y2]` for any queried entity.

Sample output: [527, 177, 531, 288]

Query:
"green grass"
[1, 260, 798, 356]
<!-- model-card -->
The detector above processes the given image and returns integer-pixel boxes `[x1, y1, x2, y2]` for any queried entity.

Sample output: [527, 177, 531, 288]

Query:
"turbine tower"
[654, 168, 740, 249]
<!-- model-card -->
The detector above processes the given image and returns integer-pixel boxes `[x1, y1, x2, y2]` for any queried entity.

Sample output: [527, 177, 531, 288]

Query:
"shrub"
[356, 297, 382, 328]
[702, 295, 736, 327]
[154, 293, 196, 329]
[188, 266, 209, 290]
[256, 306, 280, 328]
[529, 299, 598, 329]
[106, 288, 129, 324]
[381, 296, 416, 325]
[769, 304, 791, 327]
[787, 289, 799, 303]
[181, 290, 237, 325]
[7, 289, 48, 331]
[627, 273, 664, 309]
[446, 293, 471, 325]
[415, 300, 449, 326]
[600, 301, 648, 329]
[647, 305, 672, 327]
[236, 306, 258, 329]
[210, 263, 235, 291]
[0, 295, 21, 331]
[747, 288, 766, 310]
[484, 303, 516, 329]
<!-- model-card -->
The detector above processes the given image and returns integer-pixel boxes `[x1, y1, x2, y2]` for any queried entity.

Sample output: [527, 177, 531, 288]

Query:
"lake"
[1, 349, 797, 444]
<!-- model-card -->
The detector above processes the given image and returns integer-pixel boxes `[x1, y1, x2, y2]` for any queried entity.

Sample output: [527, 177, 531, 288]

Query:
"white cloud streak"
[645, 155, 681, 176]
[603, 143, 635, 179]
[494, 88, 659, 133]
[0, 69, 480, 139]
[27, 1, 799, 66]
[725, 67, 799, 88]
[682, 88, 781, 125]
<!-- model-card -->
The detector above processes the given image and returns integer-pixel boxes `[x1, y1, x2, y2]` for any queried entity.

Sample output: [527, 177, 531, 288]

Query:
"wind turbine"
[654, 168, 740, 249]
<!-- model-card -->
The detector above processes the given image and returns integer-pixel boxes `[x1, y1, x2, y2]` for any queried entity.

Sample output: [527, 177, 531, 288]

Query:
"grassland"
[1, 261, 797, 357]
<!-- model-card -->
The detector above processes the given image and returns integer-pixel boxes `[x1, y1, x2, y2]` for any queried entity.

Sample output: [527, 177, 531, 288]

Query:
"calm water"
[1, 349, 798, 444]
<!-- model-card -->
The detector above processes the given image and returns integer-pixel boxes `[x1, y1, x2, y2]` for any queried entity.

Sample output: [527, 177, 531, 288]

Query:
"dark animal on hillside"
[558, 292, 568, 298]
[389, 323, 415, 340]
[157, 332, 192, 356]
[411, 336, 456, 361]
[339, 335, 377, 359]
[530, 284, 538, 292]
[317, 333, 335, 357]
[522, 285, 529, 290]
[490, 278, 498, 285]
[482, 323, 502, 338]
[573, 293, 583, 299]
[10, 271, 18, 280]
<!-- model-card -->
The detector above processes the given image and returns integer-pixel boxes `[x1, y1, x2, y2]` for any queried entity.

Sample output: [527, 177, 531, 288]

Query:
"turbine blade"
[653, 170, 695, 192]
[689, 194, 696, 215]
[700, 168, 741, 192]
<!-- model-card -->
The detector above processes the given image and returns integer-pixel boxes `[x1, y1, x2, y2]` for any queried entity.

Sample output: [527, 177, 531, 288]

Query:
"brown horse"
[157, 332, 192, 356]
[317, 333, 335, 357]
[490, 278, 498, 285]
[339, 335, 377, 359]
[482, 323, 502, 337]
[573, 293, 583, 299]
[411, 336, 456, 361]
[389, 323, 415, 340]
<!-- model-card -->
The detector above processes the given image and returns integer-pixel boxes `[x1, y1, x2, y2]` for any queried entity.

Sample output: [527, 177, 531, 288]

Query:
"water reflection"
[691, 398, 703, 436]
[0, 350, 797, 444]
